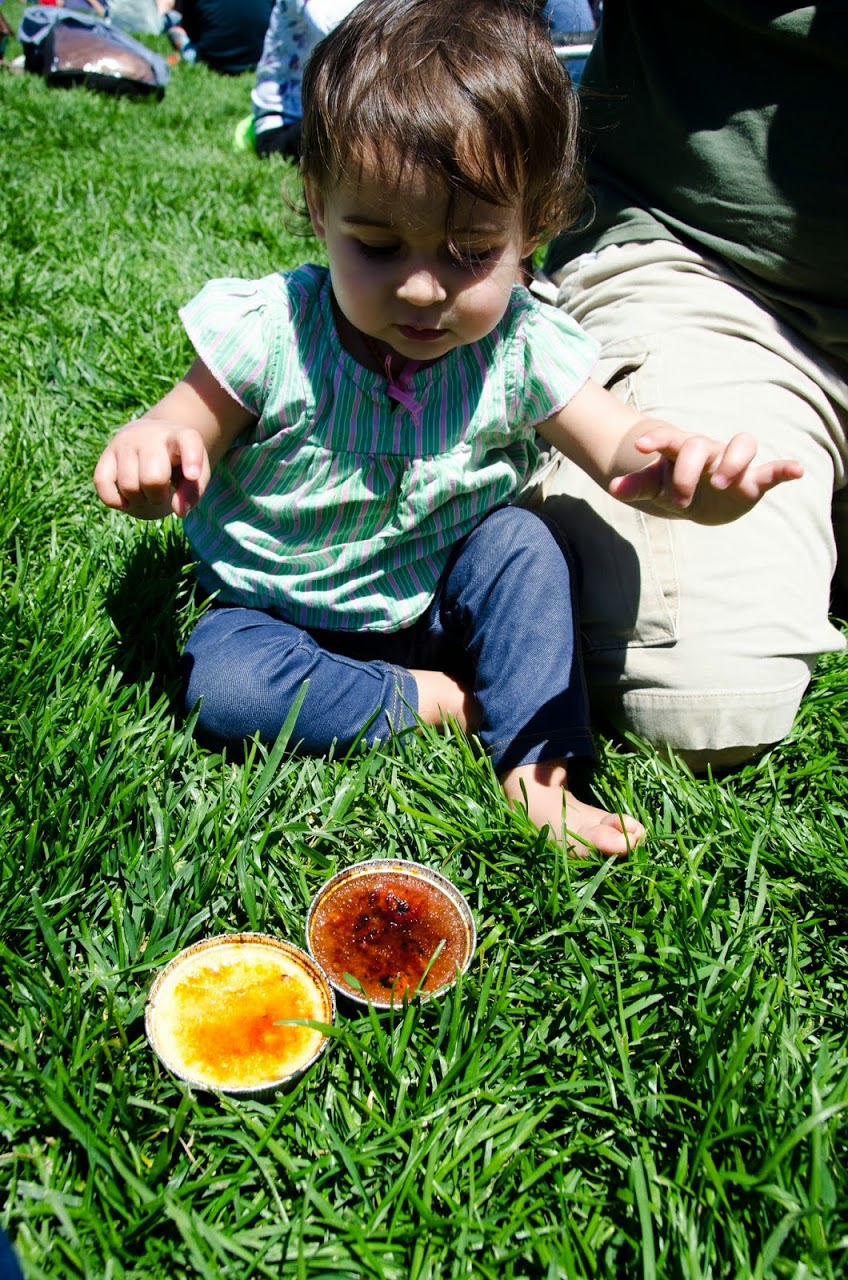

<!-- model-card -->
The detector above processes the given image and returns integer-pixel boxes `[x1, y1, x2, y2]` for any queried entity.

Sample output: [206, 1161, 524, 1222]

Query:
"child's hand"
[608, 426, 804, 524]
[93, 418, 212, 520]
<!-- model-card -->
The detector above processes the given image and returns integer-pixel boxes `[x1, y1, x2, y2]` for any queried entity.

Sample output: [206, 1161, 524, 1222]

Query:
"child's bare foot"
[501, 760, 645, 857]
[411, 669, 480, 735]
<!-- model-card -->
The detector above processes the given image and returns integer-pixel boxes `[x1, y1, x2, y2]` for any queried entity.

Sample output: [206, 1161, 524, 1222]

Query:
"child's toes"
[565, 801, 645, 858]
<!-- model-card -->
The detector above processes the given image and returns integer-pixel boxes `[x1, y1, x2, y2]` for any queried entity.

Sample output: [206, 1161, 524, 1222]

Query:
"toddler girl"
[94, 0, 801, 854]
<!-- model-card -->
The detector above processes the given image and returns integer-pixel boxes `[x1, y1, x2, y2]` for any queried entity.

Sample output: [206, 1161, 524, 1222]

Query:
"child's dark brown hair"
[300, 0, 584, 242]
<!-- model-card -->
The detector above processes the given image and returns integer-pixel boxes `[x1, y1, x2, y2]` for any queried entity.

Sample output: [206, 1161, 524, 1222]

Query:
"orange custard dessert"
[307, 862, 475, 1007]
[146, 935, 334, 1092]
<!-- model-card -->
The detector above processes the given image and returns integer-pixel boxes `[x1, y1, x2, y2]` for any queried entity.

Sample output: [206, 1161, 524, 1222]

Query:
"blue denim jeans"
[182, 506, 594, 773]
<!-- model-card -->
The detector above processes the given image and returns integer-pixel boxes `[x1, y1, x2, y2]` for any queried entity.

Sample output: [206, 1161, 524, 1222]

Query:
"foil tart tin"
[306, 859, 476, 1009]
[145, 933, 335, 1094]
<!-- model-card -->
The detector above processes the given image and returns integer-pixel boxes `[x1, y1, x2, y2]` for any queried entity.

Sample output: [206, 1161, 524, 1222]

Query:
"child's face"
[305, 158, 537, 363]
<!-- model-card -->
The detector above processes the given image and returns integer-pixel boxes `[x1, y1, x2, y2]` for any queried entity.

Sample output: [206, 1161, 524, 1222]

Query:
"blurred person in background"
[250, 0, 597, 160]
[169, 0, 272, 71]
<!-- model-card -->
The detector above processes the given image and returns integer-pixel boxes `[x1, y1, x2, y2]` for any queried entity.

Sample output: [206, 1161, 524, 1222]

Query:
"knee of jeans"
[181, 616, 309, 742]
[477, 505, 572, 570]
[181, 649, 252, 739]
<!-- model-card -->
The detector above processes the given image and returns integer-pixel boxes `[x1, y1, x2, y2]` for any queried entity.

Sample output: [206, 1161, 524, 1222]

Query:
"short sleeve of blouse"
[179, 274, 296, 419]
[504, 290, 600, 428]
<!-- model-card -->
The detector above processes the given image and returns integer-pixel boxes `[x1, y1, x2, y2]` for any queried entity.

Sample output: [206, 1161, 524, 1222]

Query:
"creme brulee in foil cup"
[145, 933, 334, 1094]
[306, 859, 476, 1009]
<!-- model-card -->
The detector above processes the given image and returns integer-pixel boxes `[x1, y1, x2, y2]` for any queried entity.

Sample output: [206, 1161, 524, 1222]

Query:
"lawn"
[2, 14, 848, 1277]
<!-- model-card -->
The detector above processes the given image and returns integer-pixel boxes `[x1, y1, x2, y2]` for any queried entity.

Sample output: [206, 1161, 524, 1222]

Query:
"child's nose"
[396, 265, 447, 306]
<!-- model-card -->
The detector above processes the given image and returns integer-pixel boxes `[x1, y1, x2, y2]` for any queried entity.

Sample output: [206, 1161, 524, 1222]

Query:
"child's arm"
[537, 380, 803, 525]
[94, 358, 256, 520]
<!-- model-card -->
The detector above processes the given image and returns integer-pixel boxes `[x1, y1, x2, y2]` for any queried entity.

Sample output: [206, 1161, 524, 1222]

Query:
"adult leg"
[531, 241, 848, 768]
[251, 0, 302, 156]
[254, 121, 302, 159]
[431, 505, 644, 852]
[182, 605, 420, 752]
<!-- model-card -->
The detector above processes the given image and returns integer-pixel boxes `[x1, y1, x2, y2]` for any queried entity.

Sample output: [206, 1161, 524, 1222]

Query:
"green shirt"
[181, 266, 598, 632]
[546, 1, 848, 364]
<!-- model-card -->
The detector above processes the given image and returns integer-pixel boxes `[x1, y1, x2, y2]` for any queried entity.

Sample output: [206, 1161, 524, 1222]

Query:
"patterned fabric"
[181, 264, 598, 632]
[250, 0, 588, 131]
[251, 0, 361, 131]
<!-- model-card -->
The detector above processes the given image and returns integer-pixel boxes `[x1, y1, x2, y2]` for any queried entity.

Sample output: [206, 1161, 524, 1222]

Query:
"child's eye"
[452, 246, 496, 269]
[356, 241, 399, 259]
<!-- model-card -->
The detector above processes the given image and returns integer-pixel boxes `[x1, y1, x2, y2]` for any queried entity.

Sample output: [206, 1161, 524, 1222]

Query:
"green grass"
[2, 19, 848, 1277]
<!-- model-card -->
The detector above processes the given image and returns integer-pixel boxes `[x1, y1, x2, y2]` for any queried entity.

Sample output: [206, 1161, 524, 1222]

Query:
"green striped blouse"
[181, 265, 597, 632]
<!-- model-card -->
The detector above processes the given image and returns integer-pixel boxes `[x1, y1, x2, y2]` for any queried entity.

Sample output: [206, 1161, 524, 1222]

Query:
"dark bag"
[18, 7, 169, 97]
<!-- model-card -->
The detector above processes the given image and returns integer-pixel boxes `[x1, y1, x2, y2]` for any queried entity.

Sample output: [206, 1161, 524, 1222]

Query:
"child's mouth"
[398, 325, 445, 342]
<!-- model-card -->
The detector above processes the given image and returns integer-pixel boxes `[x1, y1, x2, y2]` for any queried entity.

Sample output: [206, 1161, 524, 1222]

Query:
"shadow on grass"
[102, 525, 199, 718]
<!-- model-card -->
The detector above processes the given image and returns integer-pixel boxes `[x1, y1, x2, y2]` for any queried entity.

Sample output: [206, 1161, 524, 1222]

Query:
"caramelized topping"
[150, 944, 330, 1089]
[309, 872, 469, 1003]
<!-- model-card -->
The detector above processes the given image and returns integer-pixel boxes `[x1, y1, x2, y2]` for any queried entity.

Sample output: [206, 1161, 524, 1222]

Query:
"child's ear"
[303, 177, 326, 241]
[521, 234, 541, 261]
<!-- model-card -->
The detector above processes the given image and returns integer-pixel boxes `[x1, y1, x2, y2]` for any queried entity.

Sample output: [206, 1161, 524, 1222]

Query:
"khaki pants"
[530, 241, 848, 766]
